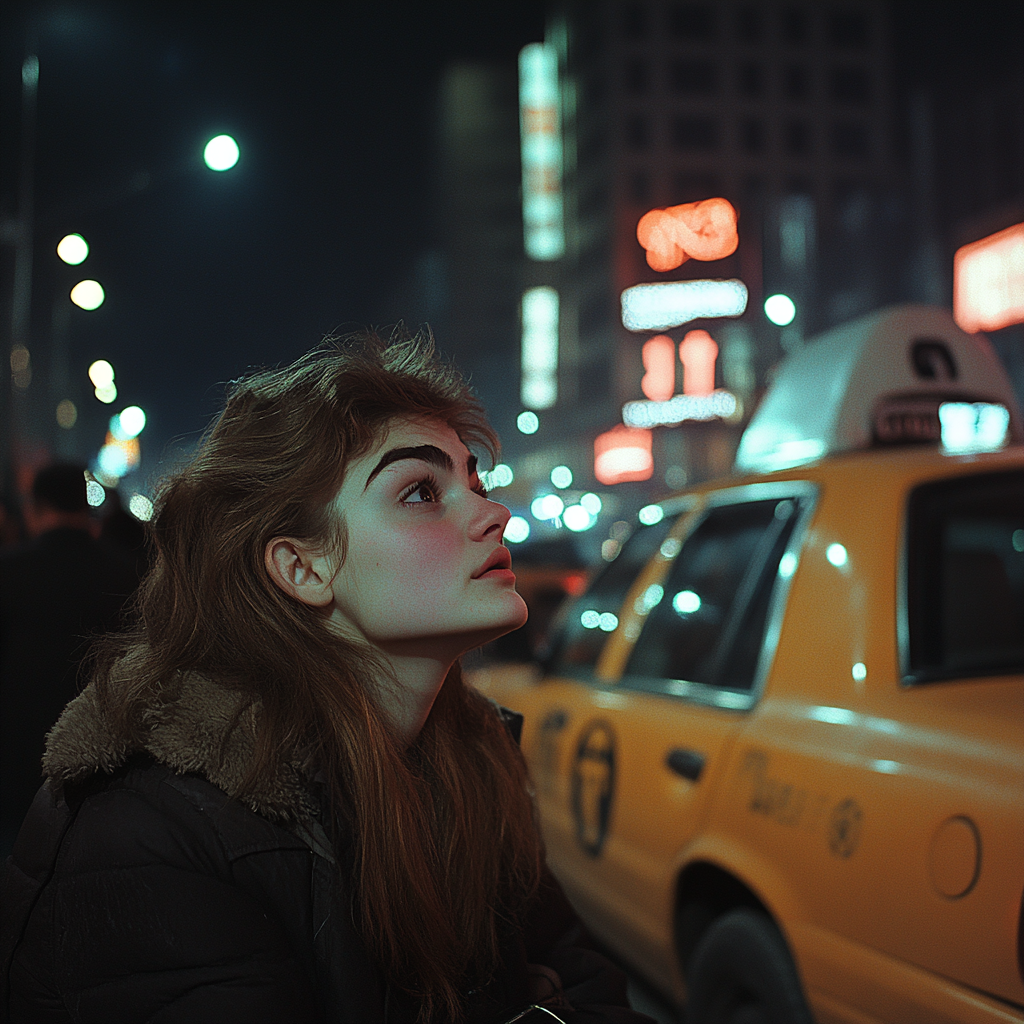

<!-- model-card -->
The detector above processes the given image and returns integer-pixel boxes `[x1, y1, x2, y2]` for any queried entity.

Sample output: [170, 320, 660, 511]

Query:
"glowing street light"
[70, 279, 105, 310]
[204, 134, 240, 172]
[88, 359, 117, 403]
[113, 405, 146, 439]
[56, 233, 89, 265]
[764, 293, 796, 326]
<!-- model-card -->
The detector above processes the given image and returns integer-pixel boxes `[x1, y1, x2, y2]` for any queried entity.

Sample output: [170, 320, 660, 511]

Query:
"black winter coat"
[1, 673, 652, 1024]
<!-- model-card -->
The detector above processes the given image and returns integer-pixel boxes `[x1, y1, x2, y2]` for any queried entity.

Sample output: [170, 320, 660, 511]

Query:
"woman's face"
[325, 417, 528, 660]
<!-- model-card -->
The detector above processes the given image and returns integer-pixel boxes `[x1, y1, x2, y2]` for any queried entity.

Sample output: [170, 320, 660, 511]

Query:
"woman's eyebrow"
[364, 445, 460, 490]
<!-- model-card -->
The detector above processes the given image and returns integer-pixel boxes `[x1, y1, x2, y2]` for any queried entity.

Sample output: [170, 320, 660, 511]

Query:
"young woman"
[1, 332, 651, 1024]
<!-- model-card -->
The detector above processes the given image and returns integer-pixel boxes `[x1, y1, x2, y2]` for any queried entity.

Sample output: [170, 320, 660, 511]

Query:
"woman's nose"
[470, 495, 511, 540]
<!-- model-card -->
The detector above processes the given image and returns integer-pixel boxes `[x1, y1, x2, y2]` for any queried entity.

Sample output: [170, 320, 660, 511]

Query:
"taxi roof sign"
[735, 304, 1023, 473]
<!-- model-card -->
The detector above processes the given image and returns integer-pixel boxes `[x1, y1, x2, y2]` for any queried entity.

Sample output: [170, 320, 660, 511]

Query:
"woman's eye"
[402, 480, 438, 504]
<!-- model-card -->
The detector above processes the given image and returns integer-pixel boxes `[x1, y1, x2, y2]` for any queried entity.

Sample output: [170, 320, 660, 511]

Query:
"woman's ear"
[265, 538, 335, 608]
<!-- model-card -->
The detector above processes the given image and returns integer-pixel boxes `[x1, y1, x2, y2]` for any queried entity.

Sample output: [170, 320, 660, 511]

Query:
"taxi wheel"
[685, 908, 813, 1024]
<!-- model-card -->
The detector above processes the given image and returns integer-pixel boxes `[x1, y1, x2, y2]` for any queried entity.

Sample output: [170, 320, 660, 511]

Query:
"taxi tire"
[685, 908, 813, 1024]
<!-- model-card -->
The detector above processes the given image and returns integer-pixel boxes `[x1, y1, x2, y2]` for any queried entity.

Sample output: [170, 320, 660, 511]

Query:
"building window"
[626, 114, 650, 149]
[785, 121, 812, 156]
[781, 6, 809, 44]
[832, 120, 869, 158]
[831, 66, 870, 103]
[670, 58, 717, 95]
[741, 117, 764, 154]
[624, 57, 648, 94]
[673, 115, 718, 150]
[669, 2, 716, 40]
[672, 172, 720, 203]
[739, 62, 763, 97]
[622, 2, 646, 39]
[736, 6, 763, 42]
[784, 63, 809, 100]
[829, 10, 870, 48]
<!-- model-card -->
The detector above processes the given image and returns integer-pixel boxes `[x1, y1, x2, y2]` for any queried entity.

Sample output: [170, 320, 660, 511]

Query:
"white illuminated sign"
[622, 390, 737, 428]
[939, 402, 1010, 453]
[521, 286, 559, 409]
[519, 43, 564, 261]
[621, 279, 748, 331]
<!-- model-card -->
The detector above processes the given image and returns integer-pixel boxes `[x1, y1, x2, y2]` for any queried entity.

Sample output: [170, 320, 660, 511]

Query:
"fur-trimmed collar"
[43, 661, 316, 823]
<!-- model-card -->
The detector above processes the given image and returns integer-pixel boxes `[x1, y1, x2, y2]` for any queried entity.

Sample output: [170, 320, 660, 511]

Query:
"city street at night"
[2, 3, 1022, 1023]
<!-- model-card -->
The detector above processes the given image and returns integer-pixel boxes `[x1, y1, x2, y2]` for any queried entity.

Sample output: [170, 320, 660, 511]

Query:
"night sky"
[1, 1, 547, 485]
[2, 1, 1021, 492]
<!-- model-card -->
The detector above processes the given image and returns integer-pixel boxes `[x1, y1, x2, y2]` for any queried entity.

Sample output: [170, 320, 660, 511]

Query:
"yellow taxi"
[473, 305, 1024, 1024]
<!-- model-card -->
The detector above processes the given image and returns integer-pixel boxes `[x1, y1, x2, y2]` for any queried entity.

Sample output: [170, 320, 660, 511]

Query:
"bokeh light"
[117, 406, 147, 438]
[550, 465, 573, 489]
[129, 494, 154, 521]
[56, 399, 77, 429]
[562, 504, 594, 532]
[517, 411, 539, 434]
[70, 280, 105, 310]
[56, 233, 88, 265]
[638, 504, 664, 525]
[531, 494, 565, 521]
[505, 516, 530, 543]
[88, 360, 114, 387]
[85, 480, 106, 507]
[204, 134, 240, 171]
[764, 293, 796, 326]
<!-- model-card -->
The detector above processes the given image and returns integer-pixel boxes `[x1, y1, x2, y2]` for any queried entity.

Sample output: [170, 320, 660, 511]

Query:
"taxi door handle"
[666, 748, 706, 782]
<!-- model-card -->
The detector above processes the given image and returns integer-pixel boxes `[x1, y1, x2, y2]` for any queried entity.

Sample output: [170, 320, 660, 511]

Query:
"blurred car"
[474, 305, 1024, 1024]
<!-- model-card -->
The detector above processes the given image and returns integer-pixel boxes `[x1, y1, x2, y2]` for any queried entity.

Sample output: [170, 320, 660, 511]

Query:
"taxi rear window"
[548, 514, 676, 679]
[622, 496, 802, 703]
[905, 469, 1024, 683]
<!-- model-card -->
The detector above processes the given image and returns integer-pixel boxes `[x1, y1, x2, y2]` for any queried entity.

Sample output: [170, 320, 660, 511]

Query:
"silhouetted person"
[99, 488, 152, 584]
[0, 464, 138, 854]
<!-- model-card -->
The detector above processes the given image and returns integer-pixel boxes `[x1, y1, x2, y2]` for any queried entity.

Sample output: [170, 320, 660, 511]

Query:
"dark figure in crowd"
[98, 487, 152, 583]
[0, 463, 138, 855]
[1, 334, 652, 1024]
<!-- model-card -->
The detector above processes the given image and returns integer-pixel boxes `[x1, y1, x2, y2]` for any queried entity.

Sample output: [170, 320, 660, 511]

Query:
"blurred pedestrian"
[0, 463, 138, 855]
[2, 333, 652, 1024]
[98, 487, 152, 583]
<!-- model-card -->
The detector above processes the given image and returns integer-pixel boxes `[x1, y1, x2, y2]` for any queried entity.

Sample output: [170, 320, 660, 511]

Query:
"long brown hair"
[94, 330, 542, 1019]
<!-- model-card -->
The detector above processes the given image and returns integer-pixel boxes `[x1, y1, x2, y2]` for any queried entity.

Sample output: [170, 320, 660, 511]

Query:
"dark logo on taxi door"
[571, 721, 616, 857]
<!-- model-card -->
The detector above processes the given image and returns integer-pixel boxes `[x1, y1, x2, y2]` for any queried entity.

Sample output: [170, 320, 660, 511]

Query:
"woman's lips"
[477, 567, 516, 582]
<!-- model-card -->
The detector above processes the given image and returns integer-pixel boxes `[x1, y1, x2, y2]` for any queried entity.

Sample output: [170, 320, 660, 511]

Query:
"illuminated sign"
[521, 286, 559, 409]
[641, 335, 675, 400]
[678, 329, 717, 395]
[594, 425, 653, 484]
[622, 279, 748, 332]
[940, 402, 1010, 453]
[623, 391, 738, 428]
[519, 43, 564, 261]
[637, 198, 738, 272]
[953, 222, 1024, 333]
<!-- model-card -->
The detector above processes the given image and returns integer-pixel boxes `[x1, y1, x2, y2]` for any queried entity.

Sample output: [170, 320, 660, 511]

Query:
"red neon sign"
[641, 335, 676, 401]
[678, 330, 718, 396]
[954, 222, 1024, 333]
[594, 425, 653, 485]
[637, 197, 739, 272]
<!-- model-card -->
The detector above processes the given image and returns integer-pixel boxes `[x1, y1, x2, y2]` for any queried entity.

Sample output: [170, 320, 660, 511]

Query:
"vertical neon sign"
[519, 43, 564, 261]
[521, 286, 559, 409]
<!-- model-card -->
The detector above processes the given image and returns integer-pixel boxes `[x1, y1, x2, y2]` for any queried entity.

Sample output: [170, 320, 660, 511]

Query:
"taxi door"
[536, 485, 815, 995]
